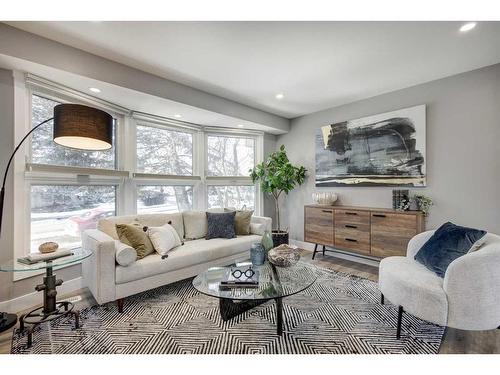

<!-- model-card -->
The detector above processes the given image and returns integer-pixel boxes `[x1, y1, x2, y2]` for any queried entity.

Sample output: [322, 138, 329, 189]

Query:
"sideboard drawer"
[335, 209, 370, 225]
[304, 207, 334, 246]
[335, 229, 371, 255]
[370, 212, 418, 257]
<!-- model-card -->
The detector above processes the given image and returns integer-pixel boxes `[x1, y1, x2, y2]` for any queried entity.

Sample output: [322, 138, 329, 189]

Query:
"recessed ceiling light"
[174, 114, 182, 119]
[237, 124, 245, 128]
[89, 87, 101, 93]
[275, 93, 284, 100]
[460, 22, 477, 33]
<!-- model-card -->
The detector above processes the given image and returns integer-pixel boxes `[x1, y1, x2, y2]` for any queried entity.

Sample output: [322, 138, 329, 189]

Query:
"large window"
[207, 135, 255, 176]
[27, 92, 122, 253]
[137, 185, 193, 214]
[30, 185, 116, 252]
[20, 81, 262, 260]
[207, 185, 255, 210]
[31, 95, 116, 169]
[136, 124, 193, 175]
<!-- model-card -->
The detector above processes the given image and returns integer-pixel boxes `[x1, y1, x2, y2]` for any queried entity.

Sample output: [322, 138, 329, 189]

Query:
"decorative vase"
[250, 243, 266, 266]
[261, 230, 274, 252]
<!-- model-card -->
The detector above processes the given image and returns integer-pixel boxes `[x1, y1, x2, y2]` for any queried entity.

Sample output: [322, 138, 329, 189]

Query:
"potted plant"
[250, 145, 307, 246]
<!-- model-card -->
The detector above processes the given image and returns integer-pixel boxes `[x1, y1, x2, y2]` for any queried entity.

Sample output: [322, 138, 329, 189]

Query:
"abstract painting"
[316, 105, 426, 187]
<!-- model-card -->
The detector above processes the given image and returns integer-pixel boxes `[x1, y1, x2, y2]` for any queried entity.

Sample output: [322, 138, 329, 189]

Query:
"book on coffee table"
[219, 267, 260, 289]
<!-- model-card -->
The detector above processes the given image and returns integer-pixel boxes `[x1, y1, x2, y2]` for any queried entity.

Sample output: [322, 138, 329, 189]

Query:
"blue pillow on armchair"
[414, 222, 486, 278]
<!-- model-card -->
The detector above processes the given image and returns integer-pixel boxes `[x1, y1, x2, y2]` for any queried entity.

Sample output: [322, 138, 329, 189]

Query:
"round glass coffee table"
[193, 261, 317, 335]
[0, 248, 92, 347]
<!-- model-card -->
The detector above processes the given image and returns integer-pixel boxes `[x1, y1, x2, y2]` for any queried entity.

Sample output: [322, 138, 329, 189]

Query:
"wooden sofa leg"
[117, 298, 124, 313]
[396, 306, 404, 339]
[381, 293, 385, 305]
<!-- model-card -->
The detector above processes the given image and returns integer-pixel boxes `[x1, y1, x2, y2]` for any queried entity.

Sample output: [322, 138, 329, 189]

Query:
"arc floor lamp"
[0, 103, 113, 333]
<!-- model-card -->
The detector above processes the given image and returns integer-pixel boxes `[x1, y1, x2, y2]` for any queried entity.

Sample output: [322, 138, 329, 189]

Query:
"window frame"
[12, 73, 265, 281]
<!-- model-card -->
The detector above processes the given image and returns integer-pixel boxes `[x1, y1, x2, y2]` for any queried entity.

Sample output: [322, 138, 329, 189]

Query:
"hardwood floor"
[1, 250, 498, 354]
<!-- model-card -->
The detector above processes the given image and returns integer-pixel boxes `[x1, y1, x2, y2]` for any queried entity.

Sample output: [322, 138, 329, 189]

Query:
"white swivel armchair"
[379, 230, 500, 338]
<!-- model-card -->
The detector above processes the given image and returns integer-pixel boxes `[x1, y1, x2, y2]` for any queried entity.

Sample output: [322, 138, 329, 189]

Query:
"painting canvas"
[315, 105, 426, 187]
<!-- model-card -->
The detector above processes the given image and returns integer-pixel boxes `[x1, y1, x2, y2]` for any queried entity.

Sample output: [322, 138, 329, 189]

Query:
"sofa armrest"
[250, 216, 272, 235]
[406, 230, 435, 259]
[82, 229, 116, 305]
[443, 244, 500, 330]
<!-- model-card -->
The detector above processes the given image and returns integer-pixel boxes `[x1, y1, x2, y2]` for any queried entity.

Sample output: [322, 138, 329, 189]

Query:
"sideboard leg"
[381, 293, 385, 305]
[322, 245, 326, 256]
[312, 244, 318, 260]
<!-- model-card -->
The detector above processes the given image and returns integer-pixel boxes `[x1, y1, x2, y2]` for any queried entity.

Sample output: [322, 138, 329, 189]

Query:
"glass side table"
[0, 248, 92, 347]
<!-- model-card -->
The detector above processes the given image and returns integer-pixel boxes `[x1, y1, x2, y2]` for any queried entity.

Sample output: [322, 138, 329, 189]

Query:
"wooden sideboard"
[304, 205, 425, 259]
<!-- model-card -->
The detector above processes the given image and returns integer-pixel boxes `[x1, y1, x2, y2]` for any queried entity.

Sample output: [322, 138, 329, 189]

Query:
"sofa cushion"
[379, 256, 448, 326]
[116, 235, 261, 284]
[115, 240, 137, 267]
[148, 224, 182, 256]
[98, 213, 184, 240]
[414, 222, 486, 277]
[206, 211, 236, 239]
[183, 210, 208, 239]
[116, 223, 155, 259]
[225, 208, 253, 235]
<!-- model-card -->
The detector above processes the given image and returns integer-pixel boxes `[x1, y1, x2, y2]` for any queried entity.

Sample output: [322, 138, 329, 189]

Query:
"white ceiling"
[7, 21, 500, 118]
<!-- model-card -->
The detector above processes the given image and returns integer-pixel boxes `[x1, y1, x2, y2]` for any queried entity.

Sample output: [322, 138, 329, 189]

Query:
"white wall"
[277, 64, 500, 242]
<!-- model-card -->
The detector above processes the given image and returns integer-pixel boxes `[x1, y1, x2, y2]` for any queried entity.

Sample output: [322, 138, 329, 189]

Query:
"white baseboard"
[291, 239, 380, 268]
[0, 277, 84, 313]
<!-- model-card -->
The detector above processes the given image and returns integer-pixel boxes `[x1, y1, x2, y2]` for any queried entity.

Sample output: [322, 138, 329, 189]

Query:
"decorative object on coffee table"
[0, 103, 113, 334]
[312, 191, 337, 205]
[250, 145, 307, 246]
[261, 230, 274, 252]
[38, 242, 59, 254]
[268, 244, 301, 267]
[250, 243, 266, 266]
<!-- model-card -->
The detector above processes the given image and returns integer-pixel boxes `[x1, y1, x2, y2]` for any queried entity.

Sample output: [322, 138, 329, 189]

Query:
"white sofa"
[82, 212, 272, 311]
[379, 230, 500, 338]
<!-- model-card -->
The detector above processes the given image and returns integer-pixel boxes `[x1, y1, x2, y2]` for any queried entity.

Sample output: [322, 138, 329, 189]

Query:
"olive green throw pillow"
[225, 208, 253, 235]
[116, 223, 155, 259]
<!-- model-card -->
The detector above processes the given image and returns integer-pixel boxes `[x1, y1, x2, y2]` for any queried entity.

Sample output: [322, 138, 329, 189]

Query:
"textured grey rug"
[11, 265, 444, 354]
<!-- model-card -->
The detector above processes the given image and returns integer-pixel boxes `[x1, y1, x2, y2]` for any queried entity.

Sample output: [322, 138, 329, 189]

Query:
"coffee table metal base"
[219, 297, 283, 335]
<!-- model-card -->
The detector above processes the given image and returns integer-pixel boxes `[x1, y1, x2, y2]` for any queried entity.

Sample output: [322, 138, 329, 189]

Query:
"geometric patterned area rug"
[11, 265, 445, 354]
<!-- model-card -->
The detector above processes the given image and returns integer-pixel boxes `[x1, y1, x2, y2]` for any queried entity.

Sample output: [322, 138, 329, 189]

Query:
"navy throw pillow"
[206, 211, 236, 240]
[414, 222, 486, 277]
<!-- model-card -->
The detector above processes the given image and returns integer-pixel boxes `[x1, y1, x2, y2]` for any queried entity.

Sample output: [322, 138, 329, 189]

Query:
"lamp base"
[0, 312, 17, 333]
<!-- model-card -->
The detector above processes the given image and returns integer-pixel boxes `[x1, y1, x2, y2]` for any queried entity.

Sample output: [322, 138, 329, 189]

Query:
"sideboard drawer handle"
[345, 238, 358, 242]
[345, 212, 358, 215]
[321, 210, 332, 213]
[345, 224, 357, 229]
[373, 214, 386, 218]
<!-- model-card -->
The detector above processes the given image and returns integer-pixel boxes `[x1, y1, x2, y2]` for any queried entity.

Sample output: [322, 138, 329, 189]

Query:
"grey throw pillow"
[206, 211, 236, 240]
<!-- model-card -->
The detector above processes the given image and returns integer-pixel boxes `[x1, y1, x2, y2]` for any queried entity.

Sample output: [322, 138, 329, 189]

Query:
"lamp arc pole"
[0, 117, 54, 236]
[0, 117, 54, 332]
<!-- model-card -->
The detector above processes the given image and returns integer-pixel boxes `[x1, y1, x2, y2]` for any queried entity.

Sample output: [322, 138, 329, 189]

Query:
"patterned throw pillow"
[224, 208, 253, 235]
[206, 211, 236, 240]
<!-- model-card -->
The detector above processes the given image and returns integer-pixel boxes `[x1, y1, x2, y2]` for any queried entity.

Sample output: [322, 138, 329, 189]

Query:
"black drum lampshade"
[53, 104, 113, 150]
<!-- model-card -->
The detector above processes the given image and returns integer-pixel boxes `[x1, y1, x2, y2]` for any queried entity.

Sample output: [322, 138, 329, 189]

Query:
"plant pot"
[272, 230, 289, 247]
